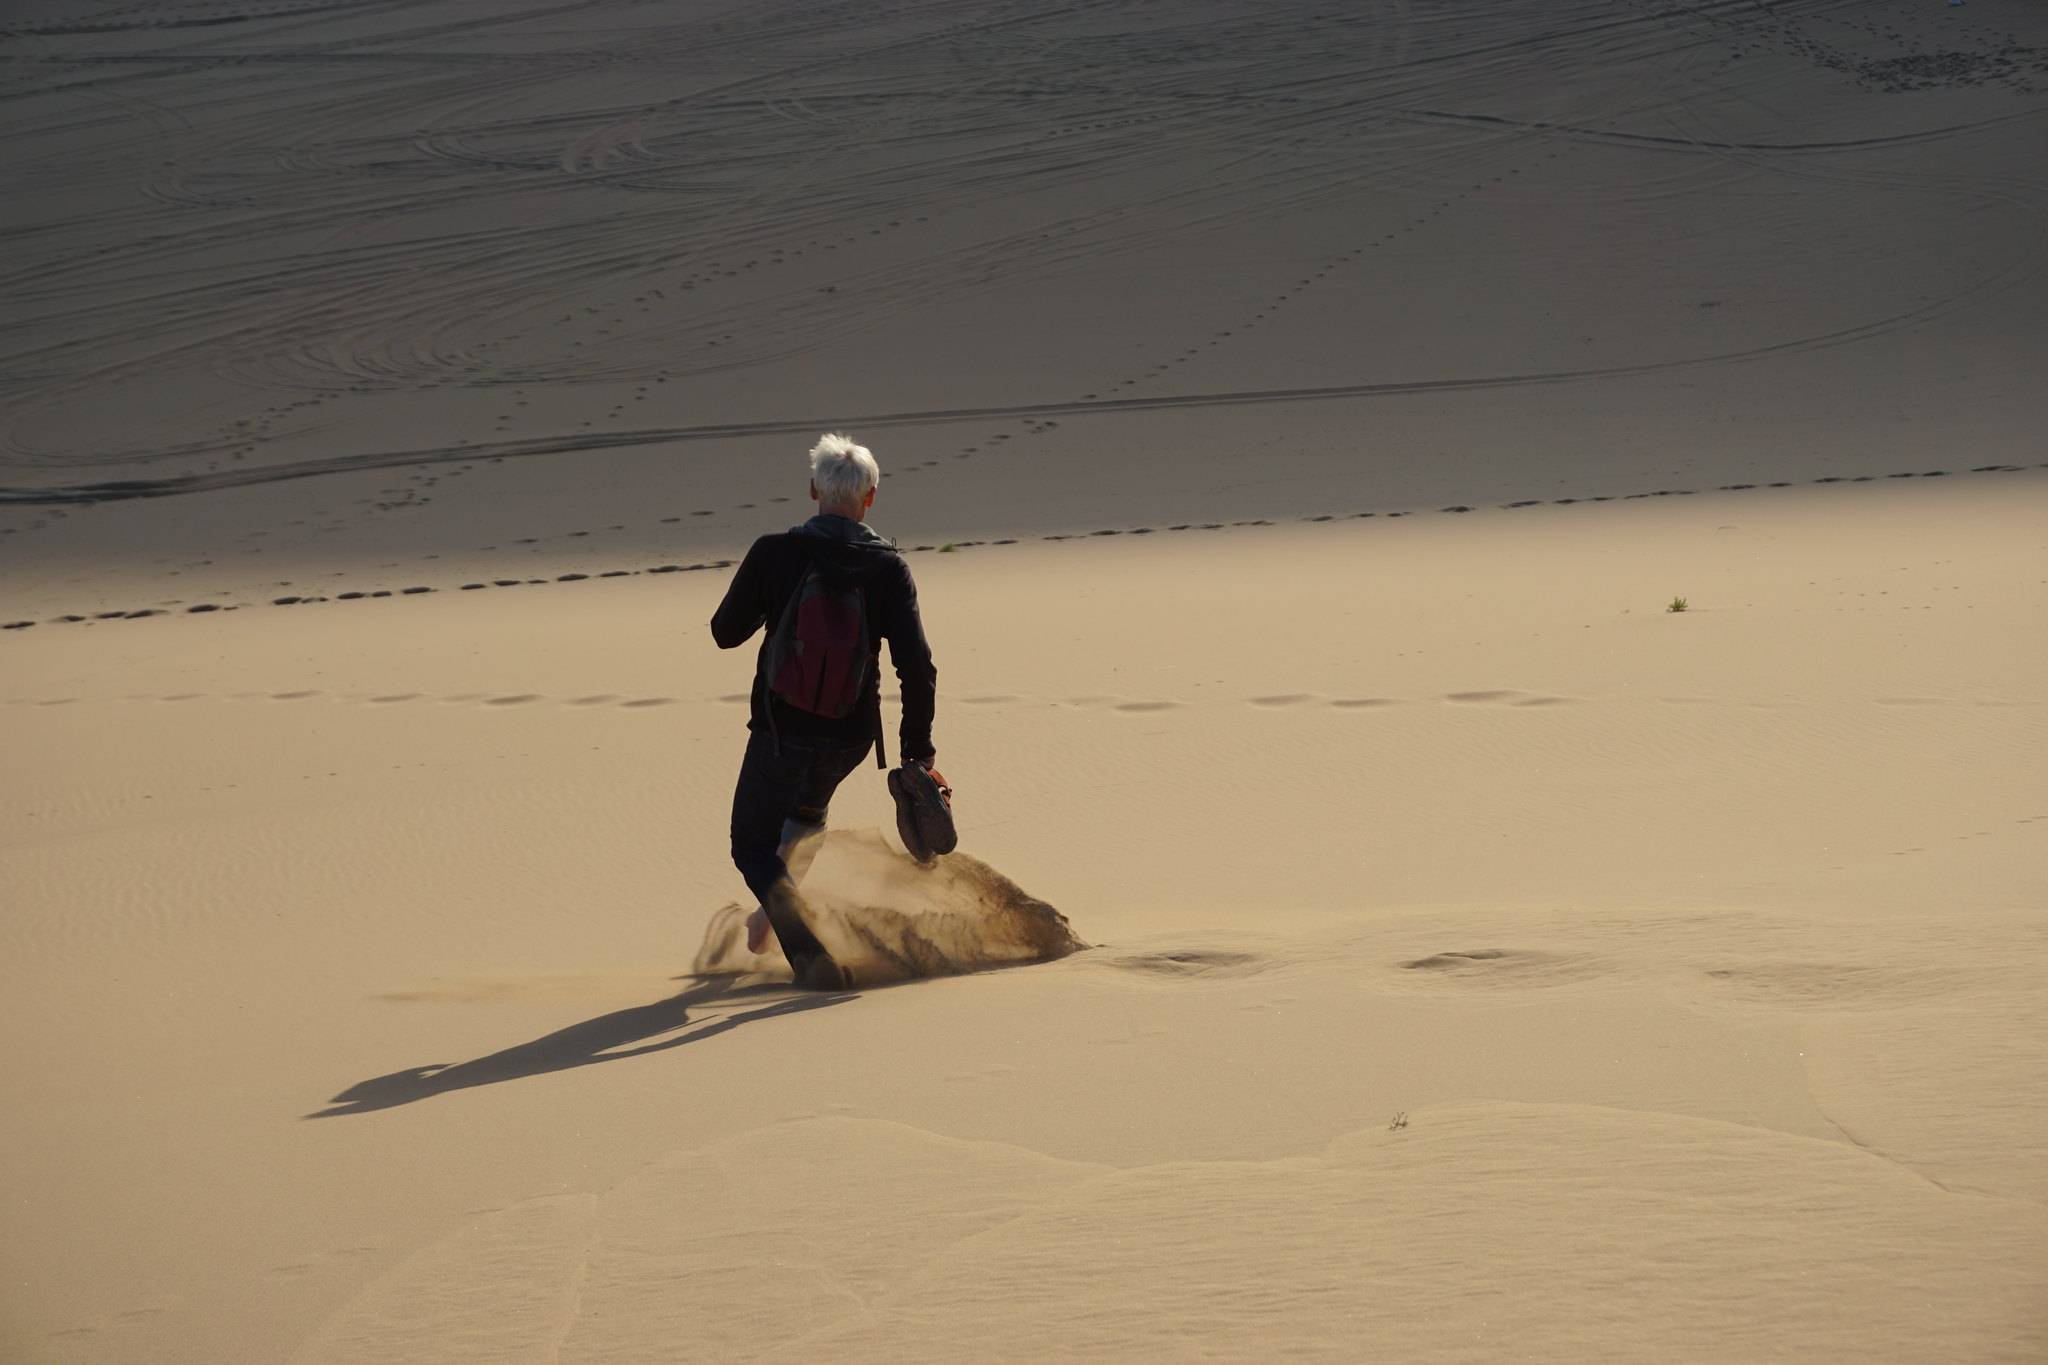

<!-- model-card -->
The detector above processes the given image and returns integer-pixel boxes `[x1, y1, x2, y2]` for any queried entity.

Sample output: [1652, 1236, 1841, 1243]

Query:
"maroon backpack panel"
[764, 566, 871, 718]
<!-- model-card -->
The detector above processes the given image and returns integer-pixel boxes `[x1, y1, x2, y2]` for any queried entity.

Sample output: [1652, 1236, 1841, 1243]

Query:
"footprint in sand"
[1403, 949, 1513, 968]
[1396, 948, 1597, 988]
[1250, 693, 1315, 707]
[1442, 690, 1576, 706]
[1100, 949, 1267, 979]
[1114, 700, 1183, 713]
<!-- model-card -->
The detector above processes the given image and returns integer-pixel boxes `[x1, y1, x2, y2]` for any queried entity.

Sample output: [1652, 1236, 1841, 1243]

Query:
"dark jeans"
[728, 730, 873, 906]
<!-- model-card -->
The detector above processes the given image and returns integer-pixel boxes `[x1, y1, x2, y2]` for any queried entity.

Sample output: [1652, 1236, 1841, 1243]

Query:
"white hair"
[808, 432, 880, 509]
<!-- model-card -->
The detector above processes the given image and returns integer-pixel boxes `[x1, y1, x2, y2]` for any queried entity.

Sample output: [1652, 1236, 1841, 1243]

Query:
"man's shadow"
[307, 971, 847, 1119]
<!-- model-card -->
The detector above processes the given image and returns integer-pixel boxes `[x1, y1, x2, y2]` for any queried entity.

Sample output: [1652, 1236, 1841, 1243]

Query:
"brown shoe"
[888, 763, 957, 863]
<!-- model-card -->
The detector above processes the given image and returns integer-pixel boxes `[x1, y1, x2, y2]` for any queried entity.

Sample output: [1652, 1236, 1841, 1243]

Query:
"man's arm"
[710, 537, 774, 649]
[879, 558, 937, 764]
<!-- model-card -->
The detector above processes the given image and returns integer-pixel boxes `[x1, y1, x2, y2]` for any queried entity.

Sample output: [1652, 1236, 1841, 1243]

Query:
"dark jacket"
[710, 514, 937, 763]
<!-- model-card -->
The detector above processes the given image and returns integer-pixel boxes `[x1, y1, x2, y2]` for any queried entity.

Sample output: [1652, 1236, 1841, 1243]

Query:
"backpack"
[762, 560, 872, 720]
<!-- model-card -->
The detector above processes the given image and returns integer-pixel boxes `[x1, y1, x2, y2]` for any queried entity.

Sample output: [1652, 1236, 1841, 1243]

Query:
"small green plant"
[939, 542, 957, 553]
[1667, 596, 1689, 614]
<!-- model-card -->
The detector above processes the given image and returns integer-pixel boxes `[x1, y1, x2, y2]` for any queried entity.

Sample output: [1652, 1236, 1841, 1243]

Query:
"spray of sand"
[693, 829, 1084, 985]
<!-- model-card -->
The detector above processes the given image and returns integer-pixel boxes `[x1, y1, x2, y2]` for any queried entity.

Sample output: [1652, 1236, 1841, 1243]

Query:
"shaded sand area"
[6, 0, 2048, 600]
[5, 0, 2048, 1360]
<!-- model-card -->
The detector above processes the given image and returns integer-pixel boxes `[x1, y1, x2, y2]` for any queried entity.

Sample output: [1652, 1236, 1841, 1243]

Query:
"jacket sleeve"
[879, 558, 938, 763]
[710, 537, 772, 649]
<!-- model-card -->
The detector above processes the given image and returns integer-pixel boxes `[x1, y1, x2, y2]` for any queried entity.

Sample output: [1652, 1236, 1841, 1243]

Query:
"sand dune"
[6, 480, 2043, 1361]
[4, 0, 2047, 1360]
[289, 1108, 2046, 1364]
[7, 0, 2048, 603]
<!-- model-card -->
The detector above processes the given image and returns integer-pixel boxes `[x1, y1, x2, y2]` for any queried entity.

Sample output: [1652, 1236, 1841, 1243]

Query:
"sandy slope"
[4, 480, 2045, 1362]
[4, 0, 2048, 1359]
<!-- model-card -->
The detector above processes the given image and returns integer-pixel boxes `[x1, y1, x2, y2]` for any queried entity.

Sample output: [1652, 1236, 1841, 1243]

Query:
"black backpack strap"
[758, 556, 815, 753]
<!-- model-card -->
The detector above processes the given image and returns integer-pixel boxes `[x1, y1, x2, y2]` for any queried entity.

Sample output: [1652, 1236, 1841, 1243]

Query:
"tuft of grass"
[1667, 595, 1689, 614]
[1388, 1112, 1409, 1132]
[939, 542, 957, 553]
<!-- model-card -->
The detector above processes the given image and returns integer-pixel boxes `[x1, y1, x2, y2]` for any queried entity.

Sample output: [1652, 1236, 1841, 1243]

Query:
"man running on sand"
[710, 433, 940, 989]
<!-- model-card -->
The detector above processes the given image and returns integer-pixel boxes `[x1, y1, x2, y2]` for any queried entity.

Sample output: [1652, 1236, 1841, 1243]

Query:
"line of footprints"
[4, 460, 2041, 634]
[12, 688, 2026, 712]
[6, 689, 1572, 711]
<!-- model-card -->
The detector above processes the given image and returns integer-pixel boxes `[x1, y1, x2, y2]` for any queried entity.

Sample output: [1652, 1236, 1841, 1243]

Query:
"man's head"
[808, 432, 880, 518]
